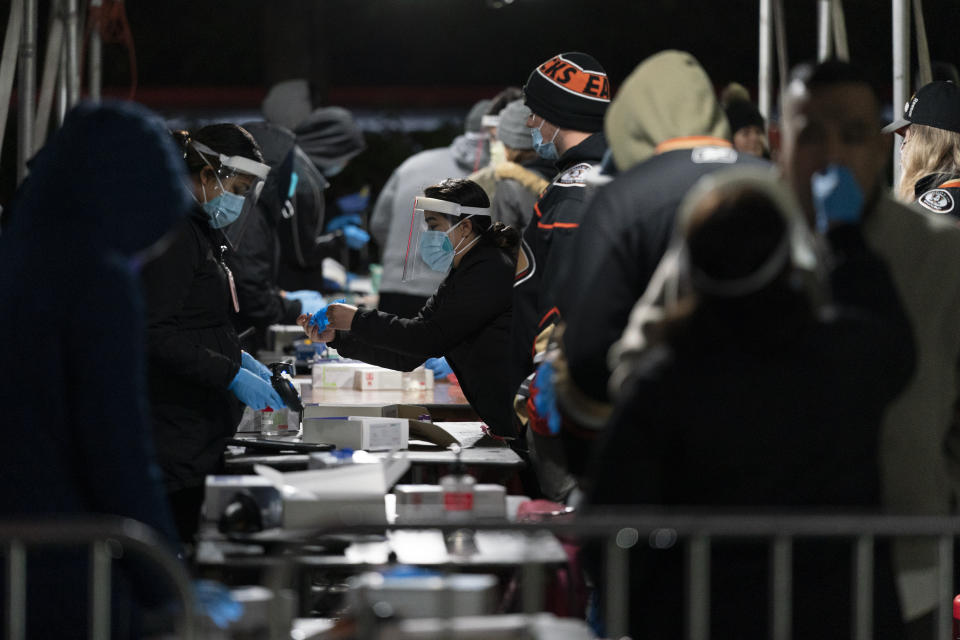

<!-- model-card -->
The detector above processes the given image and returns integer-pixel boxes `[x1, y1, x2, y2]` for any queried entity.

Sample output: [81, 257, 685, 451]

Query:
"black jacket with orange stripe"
[913, 172, 960, 220]
[561, 142, 768, 404]
[509, 132, 607, 393]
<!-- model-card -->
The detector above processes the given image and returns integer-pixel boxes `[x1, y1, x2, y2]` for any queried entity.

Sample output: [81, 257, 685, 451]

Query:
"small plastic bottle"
[440, 445, 475, 521]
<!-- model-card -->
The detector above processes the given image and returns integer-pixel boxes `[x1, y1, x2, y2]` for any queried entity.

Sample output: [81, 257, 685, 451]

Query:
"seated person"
[299, 178, 519, 438]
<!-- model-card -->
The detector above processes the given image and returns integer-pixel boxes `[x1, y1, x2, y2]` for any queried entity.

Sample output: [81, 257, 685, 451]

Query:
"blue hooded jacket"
[0, 101, 191, 636]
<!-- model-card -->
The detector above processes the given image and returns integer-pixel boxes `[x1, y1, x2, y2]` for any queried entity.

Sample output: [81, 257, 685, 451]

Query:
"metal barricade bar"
[852, 535, 874, 640]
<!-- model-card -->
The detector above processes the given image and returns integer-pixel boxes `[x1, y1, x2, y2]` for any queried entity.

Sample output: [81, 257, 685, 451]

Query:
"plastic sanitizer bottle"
[440, 444, 475, 521]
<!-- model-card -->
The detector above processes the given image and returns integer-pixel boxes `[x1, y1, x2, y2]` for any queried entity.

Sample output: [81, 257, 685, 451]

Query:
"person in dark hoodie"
[558, 51, 767, 422]
[275, 106, 368, 291]
[370, 100, 492, 318]
[585, 168, 911, 640]
[509, 52, 610, 398]
[141, 123, 287, 541]
[300, 178, 520, 438]
[225, 120, 328, 352]
[0, 101, 188, 637]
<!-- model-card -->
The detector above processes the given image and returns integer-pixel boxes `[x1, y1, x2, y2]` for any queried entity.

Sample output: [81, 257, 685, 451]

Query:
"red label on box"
[444, 493, 474, 511]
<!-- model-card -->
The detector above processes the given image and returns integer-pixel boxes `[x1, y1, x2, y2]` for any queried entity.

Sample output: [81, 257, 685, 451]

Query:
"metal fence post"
[851, 535, 874, 640]
[770, 536, 793, 640]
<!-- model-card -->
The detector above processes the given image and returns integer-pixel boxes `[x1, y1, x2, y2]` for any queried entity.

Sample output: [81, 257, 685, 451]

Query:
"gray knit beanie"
[497, 100, 533, 150]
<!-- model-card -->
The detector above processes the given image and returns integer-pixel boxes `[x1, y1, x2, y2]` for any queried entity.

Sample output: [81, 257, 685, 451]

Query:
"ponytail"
[475, 218, 520, 251]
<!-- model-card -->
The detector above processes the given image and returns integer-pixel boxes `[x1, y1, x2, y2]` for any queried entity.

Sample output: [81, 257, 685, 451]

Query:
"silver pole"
[773, 0, 789, 97]
[64, 0, 78, 107]
[55, 36, 67, 126]
[686, 535, 710, 640]
[851, 535, 874, 640]
[912, 0, 932, 86]
[817, 0, 833, 61]
[937, 536, 953, 640]
[758, 0, 773, 123]
[6, 541, 26, 640]
[604, 538, 629, 640]
[892, 0, 910, 189]
[0, 0, 24, 162]
[88, 0, 102, 101]
[89, 540, 112, 640]
[770, 536, 792, 640]
[16, 0, 37, 184]
[831, 0, 850, 62]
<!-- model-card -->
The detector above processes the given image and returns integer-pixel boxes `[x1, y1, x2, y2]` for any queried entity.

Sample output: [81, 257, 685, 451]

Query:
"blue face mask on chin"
[202, 180, 246, 229]
[531, 122, 559, 161]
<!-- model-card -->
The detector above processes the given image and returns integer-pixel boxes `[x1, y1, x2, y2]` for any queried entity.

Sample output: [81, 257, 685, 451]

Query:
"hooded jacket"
[509, 132, 607, 392]
[0, 101, 187, 635]
[912, 172, 960, 219]
[489, 156, 555, 230]
[559, 51, 764, 405]
[226, 121, 304, 345]
[370, 130, 490, 299]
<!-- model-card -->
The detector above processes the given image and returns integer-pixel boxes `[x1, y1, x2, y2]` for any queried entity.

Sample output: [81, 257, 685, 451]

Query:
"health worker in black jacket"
[141, 124, 288, 541]
[299, 179, 520, 438]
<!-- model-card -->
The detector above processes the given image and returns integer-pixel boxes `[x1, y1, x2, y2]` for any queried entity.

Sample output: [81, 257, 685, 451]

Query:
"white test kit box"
[312, 361, 369, 389]
[393, 484, 507, 522]
[302, 416, 409, 451]
[355, 368, 404, 390]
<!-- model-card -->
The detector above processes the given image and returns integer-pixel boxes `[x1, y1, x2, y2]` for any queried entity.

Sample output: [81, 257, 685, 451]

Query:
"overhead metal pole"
[831, 0, 850, 61]
[64, 0, 79, 107]
[817, 0, 833, 61]
[0, 0, 24, 162]
[758, 0, 774, 123]
[892, 0, 910, 188]
[16, 0, 37, 184]
[912, 0, 932, 86]
[88, 0, 102, 101]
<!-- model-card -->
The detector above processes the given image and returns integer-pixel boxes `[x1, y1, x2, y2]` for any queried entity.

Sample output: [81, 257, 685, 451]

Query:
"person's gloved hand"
[285, 289, 326, 315]
[240, 351, 271, 382]
[228, 369, 286, 410]
[812, 164, 864, 232]
[531, 361, 562, 436]
[308, 298, 347, 331]
[342, 225, 370, 250]
[424, 357, 454, 379]
[193, 580, 243, 629]
[336, 191, 370, 217]
[325, 213, 363, 233]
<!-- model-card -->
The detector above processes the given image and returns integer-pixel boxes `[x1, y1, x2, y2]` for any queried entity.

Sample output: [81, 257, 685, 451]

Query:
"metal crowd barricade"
[279, 511, 960, 640]
[0, 516, 195, 640]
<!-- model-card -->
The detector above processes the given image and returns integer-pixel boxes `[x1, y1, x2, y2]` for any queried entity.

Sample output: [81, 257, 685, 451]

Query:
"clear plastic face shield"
[191, 140, 271, 230]
[401, 196, 492, 282]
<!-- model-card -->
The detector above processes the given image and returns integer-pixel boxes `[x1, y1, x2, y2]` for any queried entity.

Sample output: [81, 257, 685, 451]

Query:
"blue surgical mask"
[201, 181, 246, 229]
[811, 164, 864, 233]
[323, 163, 345, 178]
[419, 217, 478, 273]
[419, 230, 455, 272]
[531, 121, 559, 160]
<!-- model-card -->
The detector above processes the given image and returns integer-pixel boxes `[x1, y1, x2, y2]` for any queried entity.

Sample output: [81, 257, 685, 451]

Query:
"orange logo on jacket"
[537, 55, 611, 102]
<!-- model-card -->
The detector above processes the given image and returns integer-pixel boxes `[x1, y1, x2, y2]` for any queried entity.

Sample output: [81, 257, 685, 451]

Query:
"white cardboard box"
[355, 368, 404, 390]
[312, 361, 369, 389]
[394, 484, 507, 522]
[302, 416, 409, 451]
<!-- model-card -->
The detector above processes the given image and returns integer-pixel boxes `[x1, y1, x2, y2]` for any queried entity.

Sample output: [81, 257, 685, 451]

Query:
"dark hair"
[790, 59, 877, 99]
[486, 87, 523, 117]
[424, 178, 520, 251]
[171, 123, 264, 176]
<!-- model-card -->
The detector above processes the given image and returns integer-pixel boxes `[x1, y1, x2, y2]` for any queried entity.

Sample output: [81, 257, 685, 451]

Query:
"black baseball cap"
[882, 81, 960, 134]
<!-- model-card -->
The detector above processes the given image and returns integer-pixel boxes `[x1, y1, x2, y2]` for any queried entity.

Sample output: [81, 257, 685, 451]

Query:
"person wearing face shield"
[140, 124, 288, 541]
[297, 179, 521, 439]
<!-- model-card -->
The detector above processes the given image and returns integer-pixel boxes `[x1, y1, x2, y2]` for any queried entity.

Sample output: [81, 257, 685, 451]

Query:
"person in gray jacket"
[489, 99, 556, 231]
[370, 100, 490, 317]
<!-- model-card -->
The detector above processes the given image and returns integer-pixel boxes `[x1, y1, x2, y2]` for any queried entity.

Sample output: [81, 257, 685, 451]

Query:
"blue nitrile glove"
[228, 369, 286, 410]
[532, 361, 562, 435]
[342, 225, 370, 250]
[286, 289, 326, 315]
[424, 357, 454, 379]
[336, 190, 370, 217]
[240, 351, 271, 382]
[309, 298, 347, 331]
[193, 580, 244, 629]
[812, 164, 864, 233]
[325, 213, 363, 232]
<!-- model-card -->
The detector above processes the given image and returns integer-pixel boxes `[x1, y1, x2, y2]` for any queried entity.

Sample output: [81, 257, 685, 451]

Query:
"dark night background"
[3, 0, 960, 207]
